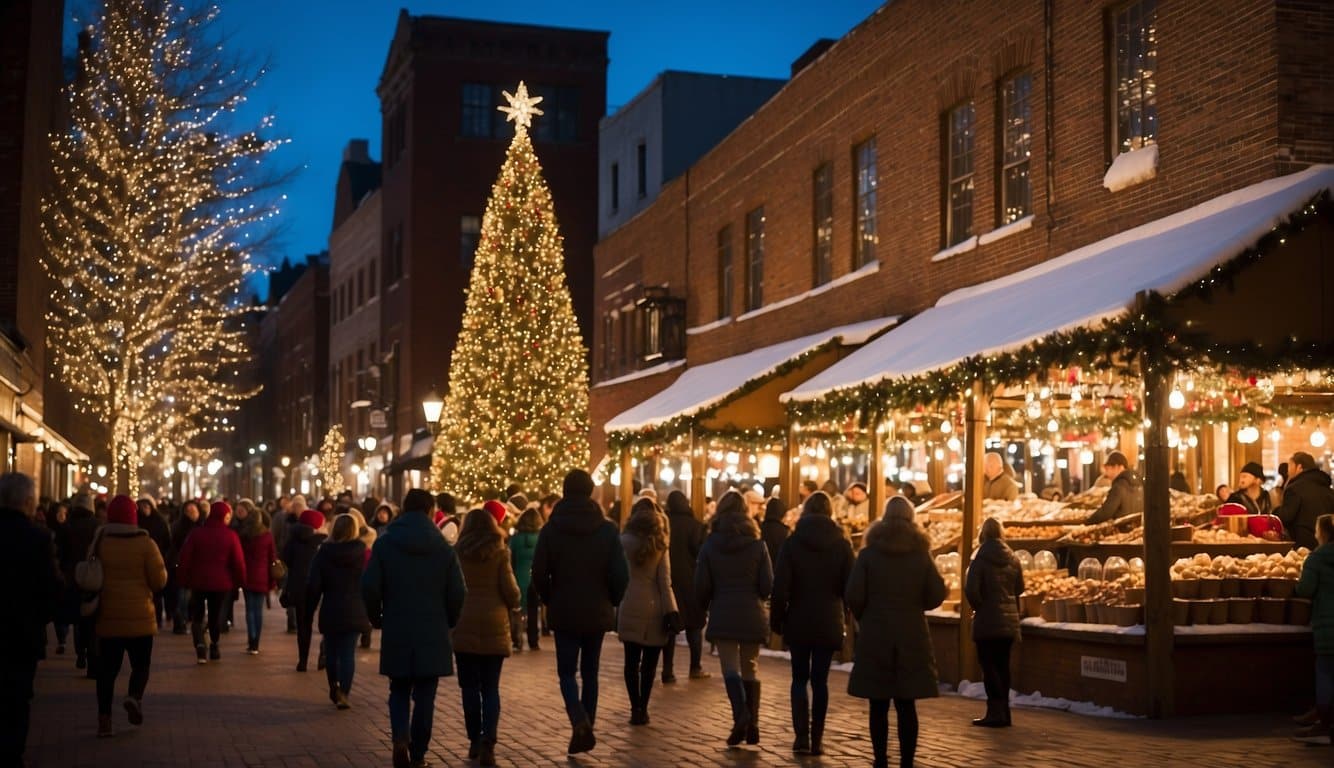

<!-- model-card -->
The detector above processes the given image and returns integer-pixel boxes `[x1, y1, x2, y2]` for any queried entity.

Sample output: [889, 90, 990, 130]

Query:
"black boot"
[723, 675, 750, 746]
[972, 699, 1006, 727]
[567, 706, 596, 754]
[743, 680, 761, 745]
[791, 690, 810, 753]
[810, 697, 826, 755]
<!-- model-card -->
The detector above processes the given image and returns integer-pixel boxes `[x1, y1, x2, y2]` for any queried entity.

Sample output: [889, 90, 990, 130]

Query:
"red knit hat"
[483, 500, 508, 526]
[107, 495, 138, 526]
[299, 508, 326, 530]
[210, 500, 232, 521]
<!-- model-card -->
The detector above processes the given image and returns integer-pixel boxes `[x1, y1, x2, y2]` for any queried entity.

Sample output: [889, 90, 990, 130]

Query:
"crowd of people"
[2, 449, 1332, 767]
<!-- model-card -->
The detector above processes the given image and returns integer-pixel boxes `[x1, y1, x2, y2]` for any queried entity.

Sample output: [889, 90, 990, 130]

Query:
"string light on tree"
[430, 82, 590, 498]
[318, 425, 346, 493]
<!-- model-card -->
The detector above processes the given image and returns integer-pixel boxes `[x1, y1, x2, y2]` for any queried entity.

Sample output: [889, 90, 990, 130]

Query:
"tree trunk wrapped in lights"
[41, 1, 283, 494]
[430, 82, 591, 500]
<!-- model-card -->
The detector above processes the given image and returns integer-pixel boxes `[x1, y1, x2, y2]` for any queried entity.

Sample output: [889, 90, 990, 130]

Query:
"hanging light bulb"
[1080, 448, 1095, 465]
[1039, 387, 1052, 400]
[946, 436, 962, 452]
[1070, 386, 1082, 403]
[1187, 434, 1199, 448]
[940, 420, 953, 434]
[1168, 389, 1186, 410]
[1046, 418, 1060, 433]
[1026, 400, 1043, 419]
[1313, 429, 1328, 448]
[1237, 425, 1260, 444]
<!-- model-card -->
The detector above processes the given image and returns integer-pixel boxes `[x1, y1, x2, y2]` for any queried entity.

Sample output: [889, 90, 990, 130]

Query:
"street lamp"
[357, 435, 378, 452]
[422, 386, 444, 436]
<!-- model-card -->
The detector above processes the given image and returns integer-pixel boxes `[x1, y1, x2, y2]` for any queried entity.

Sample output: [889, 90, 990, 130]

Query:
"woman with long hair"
[846, 496, 946, 768]
[695, 490, 772, 747]
[452, 508, 522, 766]
[306, 514, 372, 709]
[617, 498, 677, 725]
[662, 490, 707, 683]
[237, 499, 277, 655]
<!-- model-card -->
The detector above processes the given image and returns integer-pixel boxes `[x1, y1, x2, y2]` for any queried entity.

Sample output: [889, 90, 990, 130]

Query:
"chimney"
[343, 139, 370, 163]
[791, 39, 836, 78]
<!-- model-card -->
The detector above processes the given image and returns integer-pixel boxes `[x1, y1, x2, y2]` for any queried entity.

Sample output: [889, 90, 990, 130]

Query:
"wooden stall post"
[781, 425, 800, 509]
[959, 382, 987, 684]
[619, 446, 634, 530]
[870, 425, 886, 522]
[689, 431, 707, 520]
[1198, 425, 1217, 493]
[1142, 364, 1176, 718]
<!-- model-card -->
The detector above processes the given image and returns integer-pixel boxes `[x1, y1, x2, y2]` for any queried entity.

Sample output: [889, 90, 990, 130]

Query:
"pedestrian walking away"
[306, 514, 371, 710]
[1293, 513, 1334, 745]
[92, 495, 168, 738]
[363, 488, 466, 768]
[166, 500, 201, 635]
[695, 490, 773, 748]
[452, 507, 522, 766]
[964, 517, 1025, 729]
[56, 493, 100, 674]
[617, 497, 679, 727]
[237, 499, 278, 654]
[846, 496, 948, 768]
[508, 507, 542, 652]
[176, 501, 246, 664]
[135, 497, 171, 628]
[663, 490, 709, 683]
[281, 508, 327, 671]
[531, 469, 629, 755]
[770, 491, 854, 755]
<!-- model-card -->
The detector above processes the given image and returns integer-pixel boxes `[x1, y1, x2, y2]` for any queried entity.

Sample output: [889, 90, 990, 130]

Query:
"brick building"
[591, 0, 1334, 469]
[376, 12, 607, 494]
[269, 256, 329, 498]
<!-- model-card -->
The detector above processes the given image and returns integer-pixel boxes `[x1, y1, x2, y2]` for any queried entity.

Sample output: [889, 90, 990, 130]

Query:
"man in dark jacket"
[281, 508, 327, 671]
[57, 492, 100, 672]
[1277, 452, 1334, 551]
[760, 498, 790, 572]
[0, 473, 62, 768]
[1086, 451, 1143, 525]
[531, 470, 629, 755]
[167, 500, 202, 634]
[663, 490, 708, 683]
[137, 497, 172, 628]
[363, 489, 466, 768]
[964, 518, 1025, 728]
[1227, 462, 1274, 516]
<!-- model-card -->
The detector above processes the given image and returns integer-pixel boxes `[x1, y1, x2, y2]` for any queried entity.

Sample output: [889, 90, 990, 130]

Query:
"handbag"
[269, 558, 287, 582]
[662, 610, 684, 635]
[75, 532, 105, 617]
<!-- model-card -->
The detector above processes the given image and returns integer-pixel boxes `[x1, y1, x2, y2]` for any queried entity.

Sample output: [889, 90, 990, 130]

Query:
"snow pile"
[954, 680, 1141, 720]
[930, 235, 979, 263]
[978, 214, 1035, 246]
[758, 644, 854, 674]
[1103, 145, 1159, 192]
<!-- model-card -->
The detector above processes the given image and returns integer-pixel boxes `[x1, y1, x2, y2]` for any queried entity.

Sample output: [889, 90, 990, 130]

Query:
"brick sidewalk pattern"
[25, 602, 1328, 767]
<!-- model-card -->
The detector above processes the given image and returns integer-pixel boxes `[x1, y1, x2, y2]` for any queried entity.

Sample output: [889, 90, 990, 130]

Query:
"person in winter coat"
[452, 508, 522, 766]
[846, 496, 947, 768]
[1278, 452, 1334, 551]
[307, 514, 372, 710]
[237, 501, 277, 654]
[136, 498, 171, 628]
[696, 490, 773, 748]
[531, 470, 629, 755]
[363, 488, 466, 768]
[45, 501, 72, 655]
[770, 491, 854, 755]
[0, 473, 61, 767]
[509, 507, 542, 652]
[371, 502, 396, 532]
[166, 500, 201, 635]
[93, 496, 168, 738]
[964, 518, 1025, 729]
[1294, 514, 1334, 744]
[617, 498, 678, 726]
[1086, 451, 1143, 525]
[176, 501, 246, 663]
[57, 493, 100, 672]
[281, 508, 327, 671]
[761, 498, 790, 573]
[663, 490, 708, 683]
[982, 452, 1020, 501]
[345, 508, 378, 649]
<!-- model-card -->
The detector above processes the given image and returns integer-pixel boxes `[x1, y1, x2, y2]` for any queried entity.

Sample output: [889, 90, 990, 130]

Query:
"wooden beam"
[689, 431, 706, 520]
[781, 425, 800, 509]
[1143, 364, 1176, 718]
[869, 426, 886, 522]
[619, 447, 633, 530]
[959, 383, 987, 685]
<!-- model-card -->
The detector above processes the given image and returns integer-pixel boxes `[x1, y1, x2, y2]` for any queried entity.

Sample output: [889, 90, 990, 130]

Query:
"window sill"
[1103, 144, 1159, 193]
[687, 317, 733, 336]
[592, 359, 687, 389]
[930, 236, 979, 263]
[977, 214, 1035, 246]
[733, 260, 881, 323]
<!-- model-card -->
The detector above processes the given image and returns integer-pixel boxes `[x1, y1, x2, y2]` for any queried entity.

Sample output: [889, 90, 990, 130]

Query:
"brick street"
[25, 602, 1328, 768]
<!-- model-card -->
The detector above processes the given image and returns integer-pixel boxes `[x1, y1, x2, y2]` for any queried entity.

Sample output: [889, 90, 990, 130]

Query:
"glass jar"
[1077, 557, 1104, 581]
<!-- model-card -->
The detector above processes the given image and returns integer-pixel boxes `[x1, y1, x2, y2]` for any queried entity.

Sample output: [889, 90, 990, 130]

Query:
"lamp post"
[422, 386, 444, 437]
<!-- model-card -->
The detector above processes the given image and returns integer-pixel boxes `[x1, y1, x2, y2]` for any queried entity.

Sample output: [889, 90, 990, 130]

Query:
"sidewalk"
[27, 601, 1328, 767]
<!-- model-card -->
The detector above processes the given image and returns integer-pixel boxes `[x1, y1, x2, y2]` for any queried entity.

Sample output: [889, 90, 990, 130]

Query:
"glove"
[662, 611, 684, 634]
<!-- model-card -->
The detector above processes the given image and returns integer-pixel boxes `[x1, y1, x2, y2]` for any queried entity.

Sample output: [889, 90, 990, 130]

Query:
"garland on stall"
[786, 191, 1334, 425]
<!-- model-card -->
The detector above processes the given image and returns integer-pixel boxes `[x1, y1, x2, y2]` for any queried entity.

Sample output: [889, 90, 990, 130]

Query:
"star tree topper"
[497, 81, 544, 131]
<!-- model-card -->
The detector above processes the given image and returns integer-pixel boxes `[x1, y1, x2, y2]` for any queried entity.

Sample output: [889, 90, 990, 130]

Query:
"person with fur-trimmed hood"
[616, 497, 678, 727]
[846, 496, 946, 768]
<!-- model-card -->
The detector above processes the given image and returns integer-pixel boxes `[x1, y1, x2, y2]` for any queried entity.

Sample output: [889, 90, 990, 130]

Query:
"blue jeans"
[554, 631, 603, 725]
[456, 653, 504, 743]
[789, 644, 836, 726]
[243, 591, 266, 647]
[325, 631, 360, 694]
[1317, 655, 1334, 710]
[388, 676, 438, 762]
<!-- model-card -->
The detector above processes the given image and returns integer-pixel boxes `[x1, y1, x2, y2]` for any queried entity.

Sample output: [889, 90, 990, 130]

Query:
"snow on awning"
[606, 316, 899, 434]
[785, 165, 1334, 403]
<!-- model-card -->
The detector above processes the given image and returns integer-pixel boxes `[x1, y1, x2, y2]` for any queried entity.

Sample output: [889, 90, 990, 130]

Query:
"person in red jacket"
[238, 501, 278, 654]
[177, 501, 246, 664]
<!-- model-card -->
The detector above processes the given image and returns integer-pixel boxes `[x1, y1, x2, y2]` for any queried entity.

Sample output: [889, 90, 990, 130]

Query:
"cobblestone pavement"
[26, 602, 1329, 767]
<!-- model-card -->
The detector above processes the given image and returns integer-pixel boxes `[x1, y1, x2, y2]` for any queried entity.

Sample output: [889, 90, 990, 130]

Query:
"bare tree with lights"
[318, 424, 346, 496]
[42, 0, 283, 494]
[430, 82, 591, 499]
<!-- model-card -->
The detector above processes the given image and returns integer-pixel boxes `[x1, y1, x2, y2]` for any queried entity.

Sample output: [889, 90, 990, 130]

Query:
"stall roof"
[785, 165, 1334, 403]
[605, 316, 899, 433]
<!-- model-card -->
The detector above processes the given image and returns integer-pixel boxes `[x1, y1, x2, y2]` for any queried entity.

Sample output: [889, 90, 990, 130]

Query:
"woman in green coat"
[846, 496, 946, 768]
[509, 507, 542, 651]
[1294, 514, 1334, 744]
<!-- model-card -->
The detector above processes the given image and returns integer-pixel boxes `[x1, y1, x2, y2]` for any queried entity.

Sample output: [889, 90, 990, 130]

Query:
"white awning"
[785, 165, 1334, 403]
[606, 316, 899, 433]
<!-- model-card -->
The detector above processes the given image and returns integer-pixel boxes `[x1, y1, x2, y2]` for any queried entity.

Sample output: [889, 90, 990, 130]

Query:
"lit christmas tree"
[431, 82, 590, 499]
[317, 425, 346, 496]
[41, 1, 281, 494]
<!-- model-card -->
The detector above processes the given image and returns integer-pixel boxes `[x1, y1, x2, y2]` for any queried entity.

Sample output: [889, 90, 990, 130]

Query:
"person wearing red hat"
[176, 501, 246, 664]
[281, 507, 328, 671]
[483, 500, 509, 529]
[93, 495, 168, 737]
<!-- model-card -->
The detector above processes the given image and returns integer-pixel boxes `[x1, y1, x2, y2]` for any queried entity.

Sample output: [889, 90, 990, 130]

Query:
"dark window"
[610, 163, 619, 213]
[1110, 0, 1158, 155]
[460, 215, 481, 273]
[636, 142, 648, 199]
[813, 163, 833, 286]
[385, 226, 403, 286]
[946, 102, 976, 246]
[853, 139, 877, 268]
[717, 226, 733, 319]
[385, 102, 407, 167]
[461, 83, 497, 138]
[745, 207, 765, 313]
[530, 85, 579, 142]
[1000, 73, 1034, 224]
[601, 314, 614, 379]
[356, 269, 364, 307]
[368, 259, 377, 299]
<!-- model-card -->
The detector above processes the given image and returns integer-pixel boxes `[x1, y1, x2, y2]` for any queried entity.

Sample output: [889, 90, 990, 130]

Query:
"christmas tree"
[42, 1, 280, 494]
[431, 82, 590, 499]
[317, 425, 346, 496]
